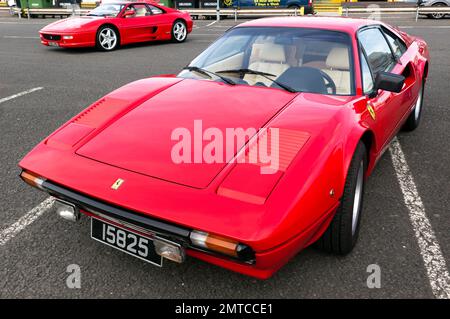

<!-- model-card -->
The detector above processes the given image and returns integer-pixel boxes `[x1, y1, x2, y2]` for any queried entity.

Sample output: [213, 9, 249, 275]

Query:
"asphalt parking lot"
[0, 12, 450, 298]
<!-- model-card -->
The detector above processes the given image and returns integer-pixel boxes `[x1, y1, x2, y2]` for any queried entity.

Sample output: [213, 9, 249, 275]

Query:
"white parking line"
[0, 197, 54, 246]
[390, 137, 450, 299]
[191, 33, 223, 36]
[399, 26, 450, 29]
[206, 20, 218, 27]
[0, 87, 43, 105]
[0, 22, 48, 25]
[3, 35, 40, 39]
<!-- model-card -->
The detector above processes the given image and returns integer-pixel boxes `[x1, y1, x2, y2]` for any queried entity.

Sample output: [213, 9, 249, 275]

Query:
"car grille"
[42, 34, 61, 41]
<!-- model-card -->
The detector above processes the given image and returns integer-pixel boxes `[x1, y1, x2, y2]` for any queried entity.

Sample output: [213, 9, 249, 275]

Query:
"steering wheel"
[319, 70, 337, 95]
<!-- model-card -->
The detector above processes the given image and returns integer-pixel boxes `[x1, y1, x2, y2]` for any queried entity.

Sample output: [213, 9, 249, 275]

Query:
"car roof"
[237, 16, 380, 34]
[101, 0, 159, 5]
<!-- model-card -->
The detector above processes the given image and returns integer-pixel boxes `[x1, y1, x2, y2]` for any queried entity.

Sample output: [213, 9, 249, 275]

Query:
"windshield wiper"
[183, 66, 235, 86]
[216, 68, 296, 93]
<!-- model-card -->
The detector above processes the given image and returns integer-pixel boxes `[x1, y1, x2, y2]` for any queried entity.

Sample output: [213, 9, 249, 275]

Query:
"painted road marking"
[3, 35, 40, 39]
[0, 197, 54, 246]
[206, 20, 218, 27]
[0, 87, 43, 105]
[400, 26, 450, 29]
[0, 21, 49, 24]
[390, 137, 450, 299]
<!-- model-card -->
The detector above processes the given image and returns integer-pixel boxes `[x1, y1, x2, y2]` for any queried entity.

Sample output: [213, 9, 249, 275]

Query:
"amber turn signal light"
[190, 230, 255, 262]
[20, 170, 46, 190]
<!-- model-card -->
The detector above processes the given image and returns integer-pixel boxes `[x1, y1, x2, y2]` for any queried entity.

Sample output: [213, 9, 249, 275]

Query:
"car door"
[146, 4, 173, 40]
[358, 26, 410, 150]
[121, 4, 154, 43]
[381, 26, 418, 121]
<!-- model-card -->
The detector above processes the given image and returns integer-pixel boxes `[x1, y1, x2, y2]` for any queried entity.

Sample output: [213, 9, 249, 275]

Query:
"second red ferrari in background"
[39, 1, 193, 50]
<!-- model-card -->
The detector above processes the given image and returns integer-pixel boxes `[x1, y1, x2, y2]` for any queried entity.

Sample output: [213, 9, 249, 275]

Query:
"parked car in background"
[39, 1, 193, 50]
[419, 0, 450, 19]
[223, 0, 314, 14]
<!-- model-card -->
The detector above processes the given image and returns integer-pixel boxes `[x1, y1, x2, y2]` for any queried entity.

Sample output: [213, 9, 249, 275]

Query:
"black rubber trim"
[40, 179, 256, 264]
[42, 180, 191, 240]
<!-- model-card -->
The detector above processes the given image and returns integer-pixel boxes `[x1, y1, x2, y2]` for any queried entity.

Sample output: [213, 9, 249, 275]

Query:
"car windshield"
[87, 4, 125, 17]
[179, 27, 354, 95]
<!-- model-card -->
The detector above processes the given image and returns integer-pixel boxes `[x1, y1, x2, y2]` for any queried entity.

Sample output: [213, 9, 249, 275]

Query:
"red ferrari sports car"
[21, 17, 429, 279]
[39, 1, 193, 50]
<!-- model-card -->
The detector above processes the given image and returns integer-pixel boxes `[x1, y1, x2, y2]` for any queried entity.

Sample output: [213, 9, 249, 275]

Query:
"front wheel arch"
[341, 127, 376, 189]
[423, 61, 429, 80]
[315, 141, 368, 254]
[360, 130, 376, 175]
[96, 24, 121, 50]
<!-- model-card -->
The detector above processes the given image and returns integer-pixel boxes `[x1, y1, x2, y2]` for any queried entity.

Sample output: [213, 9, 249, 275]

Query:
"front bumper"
[39, 31, 95, 48]
[32, 176, 336, 279]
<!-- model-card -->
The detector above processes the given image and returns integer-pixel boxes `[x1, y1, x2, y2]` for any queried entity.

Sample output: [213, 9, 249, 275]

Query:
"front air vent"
[42, 34, 61, 41]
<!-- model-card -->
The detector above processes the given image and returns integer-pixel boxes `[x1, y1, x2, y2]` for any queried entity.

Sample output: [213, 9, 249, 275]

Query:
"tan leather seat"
[322, 47, 351, 95]
[245, 43, 289, 86]
[135, 7, 147, 17]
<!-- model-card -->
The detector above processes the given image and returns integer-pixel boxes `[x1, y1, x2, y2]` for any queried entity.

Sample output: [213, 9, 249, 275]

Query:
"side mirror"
[374, 71, 405, 94]
[123, 10, 136, 18]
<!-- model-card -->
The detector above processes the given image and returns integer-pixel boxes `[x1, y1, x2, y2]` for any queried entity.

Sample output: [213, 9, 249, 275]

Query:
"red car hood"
[76, 79, 296, 189]
[40, 16, 103, 32]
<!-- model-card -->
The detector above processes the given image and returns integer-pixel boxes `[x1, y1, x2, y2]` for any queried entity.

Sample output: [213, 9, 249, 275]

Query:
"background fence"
[1, 4, 450, 21]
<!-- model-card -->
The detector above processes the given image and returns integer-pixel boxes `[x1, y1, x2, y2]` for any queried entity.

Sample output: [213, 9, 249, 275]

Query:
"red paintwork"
[21, 17, 429, 279]
[38, 2, 193, 48]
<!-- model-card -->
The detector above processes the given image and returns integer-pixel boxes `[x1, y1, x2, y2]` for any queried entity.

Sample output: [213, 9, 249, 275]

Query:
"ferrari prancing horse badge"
[367, 102, 376, 120]
[111, 178, 124, 190]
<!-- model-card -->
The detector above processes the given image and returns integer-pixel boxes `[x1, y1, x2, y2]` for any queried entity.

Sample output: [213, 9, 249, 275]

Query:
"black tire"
[315, 142, 367, 255]
[96, 25, 119, 51]
[171, 20, 187, 43]
[287, 5, 300, 16]
[402, 80, 425, 132]
[429, 3, 447, 19]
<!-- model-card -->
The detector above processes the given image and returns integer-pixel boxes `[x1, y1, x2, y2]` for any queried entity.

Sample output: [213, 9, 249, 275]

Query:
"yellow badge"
[111, 178, 124, 190]
[367, 103, 376, 120]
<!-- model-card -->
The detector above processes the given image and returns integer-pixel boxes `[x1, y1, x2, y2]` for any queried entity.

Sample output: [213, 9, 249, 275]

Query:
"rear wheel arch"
[173, 18, 187, 30]
[174, 18, 187, 24]
[171, 19, 188, 43]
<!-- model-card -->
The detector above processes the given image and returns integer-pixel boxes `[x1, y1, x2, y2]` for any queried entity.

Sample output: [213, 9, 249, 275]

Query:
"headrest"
[135, 7, 146, 15]
[326, 47, 350, 70]
[258, 43, 286, 63]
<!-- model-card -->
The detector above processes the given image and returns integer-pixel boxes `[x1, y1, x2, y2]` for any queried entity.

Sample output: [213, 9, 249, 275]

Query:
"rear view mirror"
[374, 72, 405, 93]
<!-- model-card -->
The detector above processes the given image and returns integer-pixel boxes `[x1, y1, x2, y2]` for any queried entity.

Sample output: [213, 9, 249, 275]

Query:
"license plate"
[91, 218, 163, 267]
[48, 42, 59, 47]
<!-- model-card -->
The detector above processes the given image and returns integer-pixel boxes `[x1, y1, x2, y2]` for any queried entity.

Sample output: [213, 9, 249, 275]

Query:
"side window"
[358, 28, 396, 75]
[127, 4, 151, 17]
[382, 28, 407, 59]
[360, 50, 374, 94]
[149, 5, 164, 15]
